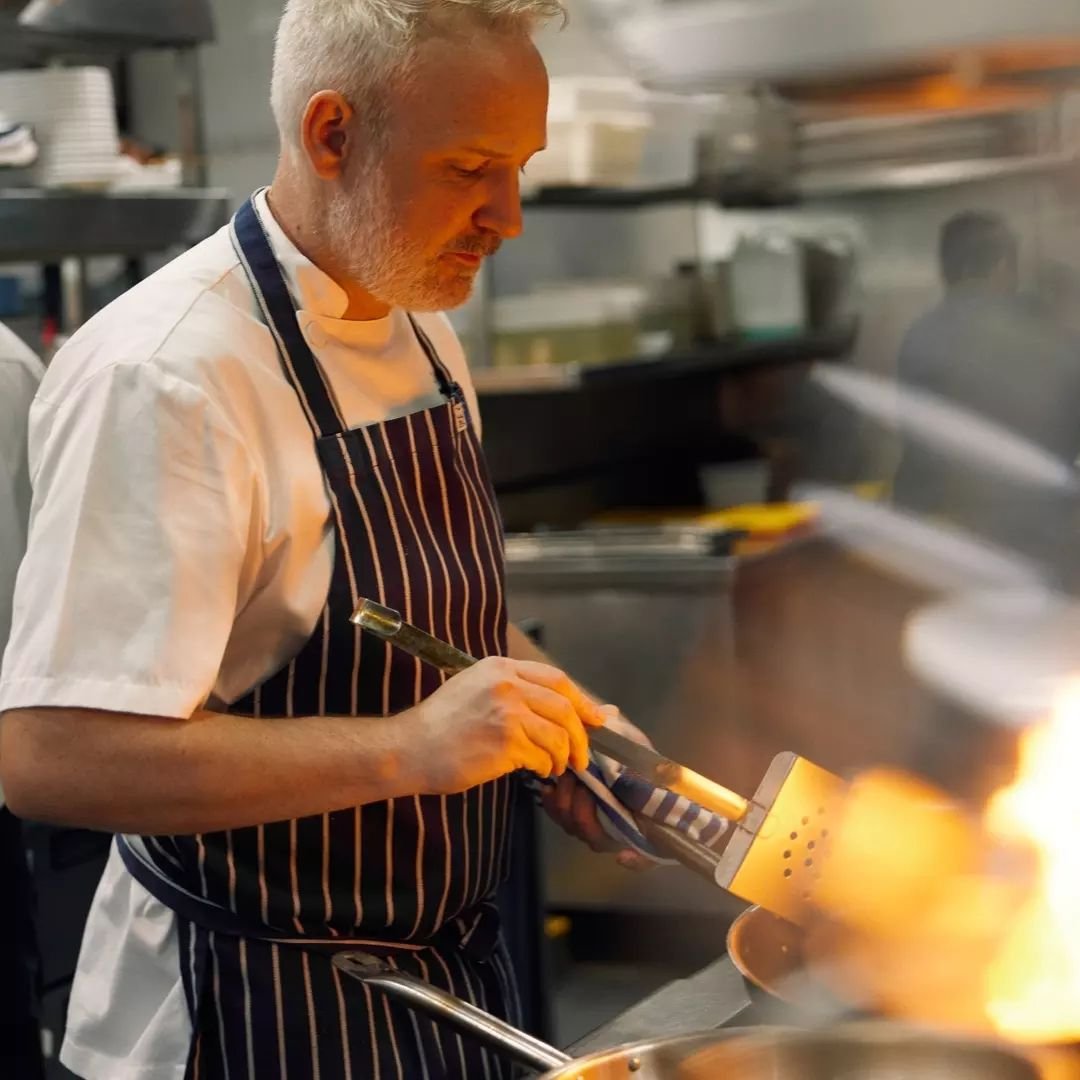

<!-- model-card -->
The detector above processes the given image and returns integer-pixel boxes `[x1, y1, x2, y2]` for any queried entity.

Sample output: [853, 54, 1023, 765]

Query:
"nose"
[474, 168, 523, 241]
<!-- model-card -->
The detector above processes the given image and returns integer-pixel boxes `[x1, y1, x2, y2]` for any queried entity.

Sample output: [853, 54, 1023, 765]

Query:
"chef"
[0, 0, 642, 1077]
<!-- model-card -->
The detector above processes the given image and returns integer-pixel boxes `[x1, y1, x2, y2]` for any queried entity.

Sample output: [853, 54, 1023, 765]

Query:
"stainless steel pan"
[333, 952, 1040, 1079]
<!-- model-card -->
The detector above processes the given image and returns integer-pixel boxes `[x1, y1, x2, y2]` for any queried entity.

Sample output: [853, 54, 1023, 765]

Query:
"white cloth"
[0, 190, 481, 1080]
[0, 322, 43, 808]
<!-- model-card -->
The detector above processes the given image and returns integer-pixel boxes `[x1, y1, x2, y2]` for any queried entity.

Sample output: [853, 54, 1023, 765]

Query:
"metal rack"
[0, 0, 225, 328]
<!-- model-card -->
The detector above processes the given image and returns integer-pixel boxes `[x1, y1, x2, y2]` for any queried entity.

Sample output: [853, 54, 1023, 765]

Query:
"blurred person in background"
[891, 210, 1080, 567]
[0, 320, 44, 1080]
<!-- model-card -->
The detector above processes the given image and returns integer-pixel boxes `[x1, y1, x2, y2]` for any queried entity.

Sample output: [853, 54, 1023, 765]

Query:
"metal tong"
[350, 598, 744, 879]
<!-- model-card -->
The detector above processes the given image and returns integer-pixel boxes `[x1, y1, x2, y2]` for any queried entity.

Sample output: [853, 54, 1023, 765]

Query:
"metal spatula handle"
[351, 599, 748, 823]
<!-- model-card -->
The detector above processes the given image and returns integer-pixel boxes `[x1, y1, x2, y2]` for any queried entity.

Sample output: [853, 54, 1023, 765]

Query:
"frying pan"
[333, 951, 1041, 1079]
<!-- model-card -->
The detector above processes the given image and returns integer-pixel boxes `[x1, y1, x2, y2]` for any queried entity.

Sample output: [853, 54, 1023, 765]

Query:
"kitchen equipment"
[803, 233, 859, 334]
[730, 229, 807, 340]
[351, 598, 747, 822]
[696, 87, 797, 205]
[351, 598, 847, 924]
[726, 904, 848, 1018]
[334, 952, 1040, 1080]
[16, 0, 215, 45]
[579, 0, 1080, 94]
[0, 67, 120, 188]
[491, 284, 644, 369]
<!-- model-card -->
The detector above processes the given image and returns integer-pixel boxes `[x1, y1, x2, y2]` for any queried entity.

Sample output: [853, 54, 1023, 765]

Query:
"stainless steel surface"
[176, 48, 209, 188]
[796, 150, 1080, 198]
[336, 954, 1040, 1080]
[14, 0, 214, 46]
[584, 0, 1080, 92]
[506, 538, 737, 915]
[724, 904, 853, 1025]
[714, 753, 846, 925]
[0, 190, 230, 262]
[504, 531, 737, 591]
[334, 953, 572, 1073]
[567, 956, 754, 1056]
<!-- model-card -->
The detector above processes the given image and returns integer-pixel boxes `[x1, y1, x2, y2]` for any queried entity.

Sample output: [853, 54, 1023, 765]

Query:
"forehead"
[387, 30, 549, 155]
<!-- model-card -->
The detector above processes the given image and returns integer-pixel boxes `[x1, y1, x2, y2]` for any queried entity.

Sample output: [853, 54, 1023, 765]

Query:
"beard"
[324, 166, 497, 313]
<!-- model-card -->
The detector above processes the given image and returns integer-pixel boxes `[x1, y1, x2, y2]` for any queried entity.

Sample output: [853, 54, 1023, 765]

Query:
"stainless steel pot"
[334, 952, 1040, 1079]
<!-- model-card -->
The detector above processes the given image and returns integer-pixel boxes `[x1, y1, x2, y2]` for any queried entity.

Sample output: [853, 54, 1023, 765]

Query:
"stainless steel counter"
[568, 954, 756, 1056]
[506, 530, 739, 917]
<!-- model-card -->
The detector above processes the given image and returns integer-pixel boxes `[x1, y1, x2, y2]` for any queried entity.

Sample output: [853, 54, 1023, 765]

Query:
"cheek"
[403, 184, 481, 244]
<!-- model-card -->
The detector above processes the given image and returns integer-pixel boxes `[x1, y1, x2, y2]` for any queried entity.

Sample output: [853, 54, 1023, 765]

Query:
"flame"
[983, 686, 1080, 1043]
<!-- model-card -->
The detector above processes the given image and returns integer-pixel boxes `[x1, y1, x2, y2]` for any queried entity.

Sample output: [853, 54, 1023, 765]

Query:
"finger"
[537, 772, 575, 824]
[518, 683, 590, 771]
[571, 779, 619, 853]
[513, 662, 606, 727]
[554, 771, 577, 821]
[519, 714, 571, 776]
[616, 849, 654, 872]
[514, 739, 556, 780]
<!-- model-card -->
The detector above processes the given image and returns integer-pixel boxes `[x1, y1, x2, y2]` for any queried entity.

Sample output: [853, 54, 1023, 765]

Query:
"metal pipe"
[333, 953, 572, 1072]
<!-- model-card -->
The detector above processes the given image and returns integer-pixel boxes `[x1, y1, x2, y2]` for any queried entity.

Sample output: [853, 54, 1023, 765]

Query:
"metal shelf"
[0, 188, 230, 261]
[473, 324, 857, 396]
[522, 185, 701, 210]
[0, 4, 214, 67]
[797, 151, 1080, 198]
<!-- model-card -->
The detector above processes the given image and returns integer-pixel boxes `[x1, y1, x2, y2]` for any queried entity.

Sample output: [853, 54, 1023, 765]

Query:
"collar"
[253, 187, 351, 320]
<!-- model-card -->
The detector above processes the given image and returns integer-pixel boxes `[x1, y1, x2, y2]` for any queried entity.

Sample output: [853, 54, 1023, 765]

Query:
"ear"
[300, 90, 355, 180]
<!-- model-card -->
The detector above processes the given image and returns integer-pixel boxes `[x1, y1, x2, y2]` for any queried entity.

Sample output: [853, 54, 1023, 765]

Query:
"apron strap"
[116, 835, 500, 960]
[231, 196, 347, 439]
[408, 313, 459, 401]
[232, 193, 460, 440]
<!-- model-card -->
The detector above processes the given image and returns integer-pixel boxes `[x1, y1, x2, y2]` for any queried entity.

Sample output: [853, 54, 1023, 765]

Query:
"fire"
[809, 697, 1080, 1050]
[983, 686, 1080, 1043]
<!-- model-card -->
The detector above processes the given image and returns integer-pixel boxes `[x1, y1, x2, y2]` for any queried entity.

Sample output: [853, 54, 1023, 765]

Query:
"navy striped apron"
[117, 195, 520, 1079]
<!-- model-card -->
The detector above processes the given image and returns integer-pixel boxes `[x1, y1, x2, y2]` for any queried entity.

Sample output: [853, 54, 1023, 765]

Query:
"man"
[0, 1, 644, 1077]
[0, 320, 44, 1080]
[891, 211, 1080, 565]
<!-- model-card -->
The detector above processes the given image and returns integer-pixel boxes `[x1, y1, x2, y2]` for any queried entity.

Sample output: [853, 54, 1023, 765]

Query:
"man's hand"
[540, 706, 657, 872]
[412, 656, 604, 795]
[540, 771, 653, 871]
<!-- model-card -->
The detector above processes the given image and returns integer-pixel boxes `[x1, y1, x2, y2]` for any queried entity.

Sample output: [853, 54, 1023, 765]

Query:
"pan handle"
[333, 953, 572, 1073]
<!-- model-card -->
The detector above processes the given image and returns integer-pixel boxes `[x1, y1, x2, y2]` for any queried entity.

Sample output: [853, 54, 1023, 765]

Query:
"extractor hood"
[16, 0, 215, 47]
[583, 0, 1080, 94]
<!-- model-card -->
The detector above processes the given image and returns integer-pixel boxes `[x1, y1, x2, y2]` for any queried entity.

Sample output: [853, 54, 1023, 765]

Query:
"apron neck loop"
[231, 195, 460, 443]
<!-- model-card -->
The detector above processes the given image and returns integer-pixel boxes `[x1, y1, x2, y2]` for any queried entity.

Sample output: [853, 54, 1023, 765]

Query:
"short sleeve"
[0, 360, 259, 719]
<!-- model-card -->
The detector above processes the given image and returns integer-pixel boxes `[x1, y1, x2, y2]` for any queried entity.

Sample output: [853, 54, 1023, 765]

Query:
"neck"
[268, 165, 391, 321]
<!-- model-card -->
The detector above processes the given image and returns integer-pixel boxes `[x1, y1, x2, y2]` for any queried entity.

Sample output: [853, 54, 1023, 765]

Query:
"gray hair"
[271, 0, 564, 149]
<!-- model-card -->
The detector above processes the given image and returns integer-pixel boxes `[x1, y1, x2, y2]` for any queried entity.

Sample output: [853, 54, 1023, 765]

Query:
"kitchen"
[2, 0, 1080, 1076]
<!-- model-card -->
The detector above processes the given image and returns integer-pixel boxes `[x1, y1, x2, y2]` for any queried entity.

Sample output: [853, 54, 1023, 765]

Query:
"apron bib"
[118, 194, 518, 1079]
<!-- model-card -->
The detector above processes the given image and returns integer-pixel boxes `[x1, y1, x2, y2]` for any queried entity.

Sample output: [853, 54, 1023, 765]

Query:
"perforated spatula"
[351, 599, 846, 922]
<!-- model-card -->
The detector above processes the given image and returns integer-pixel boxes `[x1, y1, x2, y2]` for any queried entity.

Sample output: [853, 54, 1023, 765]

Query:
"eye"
[452, 162, 487, 179]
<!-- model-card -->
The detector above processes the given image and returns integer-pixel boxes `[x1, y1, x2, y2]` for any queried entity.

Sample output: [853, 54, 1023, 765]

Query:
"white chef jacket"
[0, 321, 43, 809]
[0, 190, 483, 1080]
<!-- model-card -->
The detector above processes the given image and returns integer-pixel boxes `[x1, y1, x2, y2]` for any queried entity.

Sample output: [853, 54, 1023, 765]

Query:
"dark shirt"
[892, 291, 1080, 563]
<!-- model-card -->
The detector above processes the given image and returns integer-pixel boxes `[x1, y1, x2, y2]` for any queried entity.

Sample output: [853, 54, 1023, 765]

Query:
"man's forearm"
[0, 706, 427, 835]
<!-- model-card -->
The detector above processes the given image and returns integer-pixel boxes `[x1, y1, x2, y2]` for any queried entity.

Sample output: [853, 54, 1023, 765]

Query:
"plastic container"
[525, 110, 652, 189]
[730, 229, 806, 339]
[492, 283, 645, 368]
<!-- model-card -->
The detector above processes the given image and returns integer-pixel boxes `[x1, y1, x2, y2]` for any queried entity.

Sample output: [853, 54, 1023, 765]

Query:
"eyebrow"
[461, 144, 547, 159]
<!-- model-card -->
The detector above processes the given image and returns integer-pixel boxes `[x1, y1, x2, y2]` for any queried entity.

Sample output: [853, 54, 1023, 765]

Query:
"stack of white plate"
[0, 67, 120, 189]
